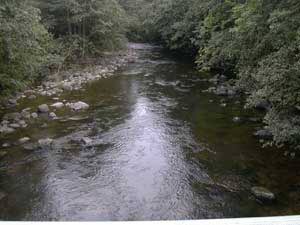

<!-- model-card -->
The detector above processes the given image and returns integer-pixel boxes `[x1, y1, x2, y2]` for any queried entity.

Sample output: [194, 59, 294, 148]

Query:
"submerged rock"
[38, 104, 49, 113]
[251, 186, 275, 201]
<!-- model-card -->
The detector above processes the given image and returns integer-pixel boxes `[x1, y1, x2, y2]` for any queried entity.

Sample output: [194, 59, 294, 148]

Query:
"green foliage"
[0, 0, 129, 96]
[0, 0, 56, 95]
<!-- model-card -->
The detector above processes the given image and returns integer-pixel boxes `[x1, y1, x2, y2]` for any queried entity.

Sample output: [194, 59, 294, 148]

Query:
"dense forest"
[0, 0, 299, 150]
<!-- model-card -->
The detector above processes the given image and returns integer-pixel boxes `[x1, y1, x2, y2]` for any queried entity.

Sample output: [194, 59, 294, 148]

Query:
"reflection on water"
[1, 43, 300, 220]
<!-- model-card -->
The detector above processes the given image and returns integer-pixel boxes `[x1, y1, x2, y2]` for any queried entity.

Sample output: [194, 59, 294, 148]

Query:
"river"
[0, 44, 300, 220]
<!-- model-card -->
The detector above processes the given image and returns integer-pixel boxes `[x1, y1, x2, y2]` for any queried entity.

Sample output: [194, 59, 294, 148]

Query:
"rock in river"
[251, 186, 275, 201]
[233, 117, 242, 123]
[19, 137, 30, 144]
[254, 129, 273, 140]
[38, 138, 53, 148]
[38, 104, 49, 113]
[69, 101, 89, 111]
[51, 102, 64, 109]
[49, 112, 58, 120]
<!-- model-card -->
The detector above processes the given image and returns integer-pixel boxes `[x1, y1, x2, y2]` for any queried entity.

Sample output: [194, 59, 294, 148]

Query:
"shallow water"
[1, 43, 300, 221]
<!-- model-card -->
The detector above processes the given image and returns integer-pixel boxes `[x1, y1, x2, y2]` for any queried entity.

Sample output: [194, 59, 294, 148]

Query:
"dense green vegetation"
[0, 0, 128, 95]
[0, 0, 299, 150]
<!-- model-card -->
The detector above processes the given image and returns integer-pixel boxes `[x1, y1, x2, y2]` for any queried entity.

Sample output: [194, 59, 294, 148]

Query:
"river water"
[0, 44, 300, 220]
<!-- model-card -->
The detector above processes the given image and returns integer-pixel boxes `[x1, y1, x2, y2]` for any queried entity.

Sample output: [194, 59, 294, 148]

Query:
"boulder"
[251, 186, 275, 201]
[69, 101, 89, 111]
[49, 112, 58, 120]
[28, 95, 36, 100]
[19, 137, 30, 144]
[38, 104, 49, 113]
[255, 100, 270, 111]
[62, 83, 73, 91]
[38, 138, 53, 147]
[8, 99, 17, 106]
[254, 129, 273, 140]
[51, 102, 64, 109]
[31, 112, 38, 119]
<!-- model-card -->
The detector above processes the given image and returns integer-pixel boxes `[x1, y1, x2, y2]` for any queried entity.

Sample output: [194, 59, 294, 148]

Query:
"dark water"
[1, 44, 300, 221]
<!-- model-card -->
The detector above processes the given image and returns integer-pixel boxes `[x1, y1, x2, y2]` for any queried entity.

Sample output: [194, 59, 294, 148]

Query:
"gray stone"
[28, 95, 36, 100]
[2, 143, 10, 148]
[62, 83, 73, 91]
[251, 186, 275, 201]
[0, 126, 15, 134]
[254, 129, 273, 140]
[255, 100, 270, 111]
[19, 137, 30, 144]
[8, 99, 17, 106]
[233, 117, 241, 123]
[49, 112, 57, 120]
[9, 123, 20, 128]
[69, 101, 89, 111]
[38, 104, 49, 113]
[220, 103, 227, 107]
[31, 112, 38, 119]
[51, 102, 64, 109]
[38, 138, 53, 147]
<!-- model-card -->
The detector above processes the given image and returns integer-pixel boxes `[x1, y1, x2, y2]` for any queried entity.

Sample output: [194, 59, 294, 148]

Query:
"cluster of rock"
[0, 48, 137, 138]
[3, 49, 138, 106]
[0, 100, 90, 136]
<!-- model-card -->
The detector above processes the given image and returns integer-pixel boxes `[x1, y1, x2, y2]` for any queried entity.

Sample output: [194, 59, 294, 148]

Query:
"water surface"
[1, 43, 300, 220]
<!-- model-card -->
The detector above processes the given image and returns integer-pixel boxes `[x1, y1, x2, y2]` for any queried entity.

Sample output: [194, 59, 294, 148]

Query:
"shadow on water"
[1, 43, 300, 220]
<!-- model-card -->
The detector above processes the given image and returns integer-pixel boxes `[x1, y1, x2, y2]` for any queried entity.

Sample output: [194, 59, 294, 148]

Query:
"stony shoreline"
[0, 45, 138, 137]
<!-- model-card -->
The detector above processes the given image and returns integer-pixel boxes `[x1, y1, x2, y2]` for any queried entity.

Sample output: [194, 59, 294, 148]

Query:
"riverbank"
[0, 44, 138, 137]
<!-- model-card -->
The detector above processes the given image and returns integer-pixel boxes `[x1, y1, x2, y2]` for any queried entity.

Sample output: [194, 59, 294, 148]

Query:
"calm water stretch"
[0, 44, 300, 220]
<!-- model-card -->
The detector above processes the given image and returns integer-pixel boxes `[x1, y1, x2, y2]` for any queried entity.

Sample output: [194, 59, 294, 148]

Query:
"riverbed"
[0, 43, 300, 220]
